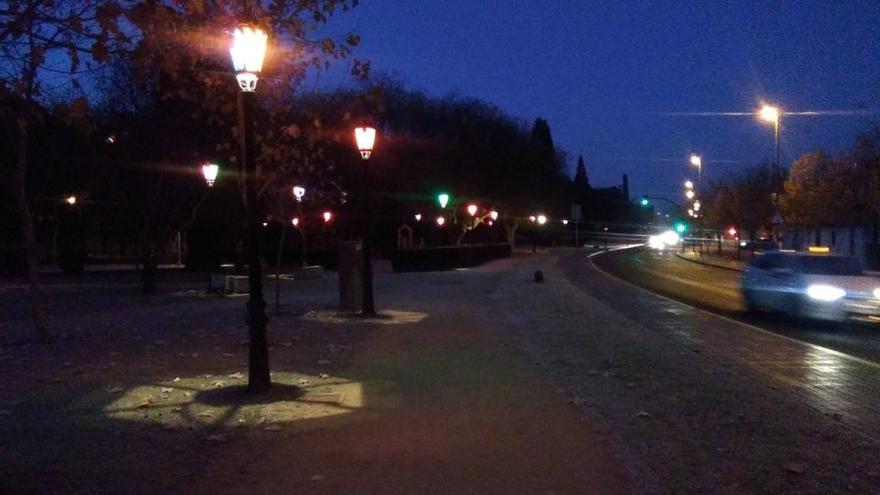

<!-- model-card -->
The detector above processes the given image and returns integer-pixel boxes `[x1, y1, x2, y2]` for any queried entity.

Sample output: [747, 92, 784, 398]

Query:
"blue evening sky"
[322, 0, 880, 202]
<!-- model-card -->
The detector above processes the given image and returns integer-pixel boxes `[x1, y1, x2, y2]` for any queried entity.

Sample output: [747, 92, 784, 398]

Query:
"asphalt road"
[589, 246, 880, 364]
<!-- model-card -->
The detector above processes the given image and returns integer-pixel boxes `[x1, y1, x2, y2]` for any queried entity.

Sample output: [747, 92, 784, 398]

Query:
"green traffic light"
[640, 197, 649, 207]
[437, 193, 450, 208]
[675, 222, 687, 234]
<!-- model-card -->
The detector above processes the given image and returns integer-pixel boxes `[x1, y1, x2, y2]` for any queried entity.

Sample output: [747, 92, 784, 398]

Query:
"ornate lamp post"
[230, 25, 270, 393]
[354, 126, 377, 317]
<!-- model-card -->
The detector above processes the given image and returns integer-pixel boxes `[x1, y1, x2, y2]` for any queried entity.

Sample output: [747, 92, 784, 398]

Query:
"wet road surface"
[591, 246, 880, 363]
[558, 247, 880, 443]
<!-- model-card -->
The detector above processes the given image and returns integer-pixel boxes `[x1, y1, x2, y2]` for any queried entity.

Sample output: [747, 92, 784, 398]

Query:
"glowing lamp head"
[684, 180, 694, 189]
[536, 214, 548, 225]
[291, 217, 300, 227]
[414, 213, 422, 222]
[489, 211, 499, 221]
[675, 222, 687, 234]
[65, 195, 77, 206]
[640, 197, 650, 207]
[322, 211, 332, 223]
[693, 201, 701, 211]
[685, 190, 695, 200]
[562, 219, 569, 225]
[467, 204, 478, 216]
[230, 27, 267, 92]
[354, 126, 376, 159]
[529, 215, 537, 222]
[759, 105, 780, 124]
[436, 216, 446, 227]
[690, 154, 701, 167]
[437, 193, 450, 208]
[292, 186, 305, 201]
[202, 163, 219, 187]
[728, 227, 737, 237]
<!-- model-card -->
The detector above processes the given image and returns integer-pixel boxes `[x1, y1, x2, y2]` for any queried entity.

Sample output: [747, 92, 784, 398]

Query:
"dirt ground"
[0, 257, 629, 494]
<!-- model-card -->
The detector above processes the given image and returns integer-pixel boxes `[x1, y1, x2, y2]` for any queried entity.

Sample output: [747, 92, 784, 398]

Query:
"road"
[590, 246, 880, 363]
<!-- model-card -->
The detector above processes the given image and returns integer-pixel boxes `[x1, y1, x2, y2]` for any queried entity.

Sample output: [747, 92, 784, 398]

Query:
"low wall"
[389, 243, 511, 272]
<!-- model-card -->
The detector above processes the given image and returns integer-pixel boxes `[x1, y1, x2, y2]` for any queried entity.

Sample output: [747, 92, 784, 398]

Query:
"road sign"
[570, 204, 582, 220]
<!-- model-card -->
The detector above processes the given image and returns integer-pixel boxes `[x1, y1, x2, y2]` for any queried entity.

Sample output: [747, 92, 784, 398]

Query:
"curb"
[674, 252, 744, 273]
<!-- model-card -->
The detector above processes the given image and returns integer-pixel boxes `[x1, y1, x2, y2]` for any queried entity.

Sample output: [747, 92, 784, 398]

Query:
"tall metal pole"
[361, 158, 376, 316]
[239, 90, 271, 393]
[774, 118, 781, 192]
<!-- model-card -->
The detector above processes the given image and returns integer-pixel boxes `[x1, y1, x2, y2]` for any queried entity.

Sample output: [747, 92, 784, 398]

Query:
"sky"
[323, 0, 880, 204]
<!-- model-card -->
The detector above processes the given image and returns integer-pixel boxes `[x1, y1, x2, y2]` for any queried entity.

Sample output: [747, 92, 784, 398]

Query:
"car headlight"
[807, 284, 846, 302]
[874, 288, 880, 300]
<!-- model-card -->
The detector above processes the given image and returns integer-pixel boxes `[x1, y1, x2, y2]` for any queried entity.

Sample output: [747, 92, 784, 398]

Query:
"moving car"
[741, 251, 880, 321]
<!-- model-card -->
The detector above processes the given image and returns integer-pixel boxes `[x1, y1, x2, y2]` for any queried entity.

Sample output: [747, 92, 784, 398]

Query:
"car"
[741, 251, 880, 322]
[739, 238, 777, 252]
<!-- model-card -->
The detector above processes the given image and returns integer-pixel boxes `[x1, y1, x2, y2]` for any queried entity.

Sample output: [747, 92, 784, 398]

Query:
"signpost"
[570, 204, 582, 247]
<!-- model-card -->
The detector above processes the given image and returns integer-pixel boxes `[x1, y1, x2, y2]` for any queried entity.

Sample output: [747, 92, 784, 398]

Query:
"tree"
[782, 151, 857, 227]
[573, 155, 590, 190]
[1, 1, 128, 343]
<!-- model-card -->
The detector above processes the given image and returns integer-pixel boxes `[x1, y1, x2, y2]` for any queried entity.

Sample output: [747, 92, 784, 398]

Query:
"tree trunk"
[274, 226, 286, 315]
[503, 220, 519, 248]
[141, 244, 158, 295]
[13, 115, 50, 343]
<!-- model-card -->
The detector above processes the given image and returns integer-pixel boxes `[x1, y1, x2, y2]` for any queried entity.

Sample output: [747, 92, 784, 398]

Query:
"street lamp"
[759, 104, 782, 191]
[229, 24, 270, 393]
[230, 27, 267, 92]
[536, 214, 548, 225]
[65, 195, 77, 206]
[562, 219, 569, 225]
[689, 154, 702, 197]
[414, 213, 422, 222]
[291, 217, 300, 227]
[467, 204, 478, 217]
[489, 210, 499, 221]
[201, 163, 219, 187]
[323, 210, 333, 223]
[684, 180, 694, 190]
[685, 190, 695, 200]
[436, 216, 446, 226]
[292, 185, 305, 202]
[437, 193, 450, 209]
[529, 215, 537, 222]
[354, 125, 377, 317]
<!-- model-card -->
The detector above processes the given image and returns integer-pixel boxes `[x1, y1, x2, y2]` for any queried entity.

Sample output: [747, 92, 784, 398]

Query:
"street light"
[536, 214, 548, 225]
[65, 195, 77, 206]
[759, 104, 782, 191]
[689, 154, 702, 197]
[291, 217, 300, 227]
[323, 211, 333, 223]
[529, 215, 537, 222]
[685, 190, 695, 200]
[292, 185, 305, 202]
[684, 180, 694, 190]
[466, 204, 478, 217]
[201, 163, 219, 187]
[436, 216, 446, 226]
[414, 213, 422, 222]
[354, 125, 377, 317]
[562, 219, 569, 225]
[229, 24, 270, 393]
[489, 210, 499, 221]
[230, 27, 267, 92]
[437, 193, 450, 209]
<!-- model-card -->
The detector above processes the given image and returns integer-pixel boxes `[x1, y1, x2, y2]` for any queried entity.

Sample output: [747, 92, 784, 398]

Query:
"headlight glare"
[807, 284, 846, 302]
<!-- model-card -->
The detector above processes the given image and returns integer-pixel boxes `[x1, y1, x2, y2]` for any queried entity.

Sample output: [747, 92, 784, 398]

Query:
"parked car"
[739, 238, 777, 252]
[741, 252, 880, 321]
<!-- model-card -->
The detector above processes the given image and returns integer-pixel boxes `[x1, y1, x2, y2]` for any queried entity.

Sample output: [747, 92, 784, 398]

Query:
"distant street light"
[65, 195, 77, 206]
[489, 210, 499, 221]
[201, 163, 219, 187]
[414, 213, 422, 222]
[323, 211, 333, 223]
[536, 214, 548, 225]
[562, 219, 569, 225]
[229, 24, 270, 392]
[436, 216, 446, 226]
[291, 217, 300, 227]
[354, 125, 377, 317]
[689, 154, 702, 197]
[466, 204, 478, 216]
[684, 180, 694, 190]
[685, 190, 695, 200]
[437, 193, 450, 209]
[292, 185, 305, 202]
[529, 215, 537, 222]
